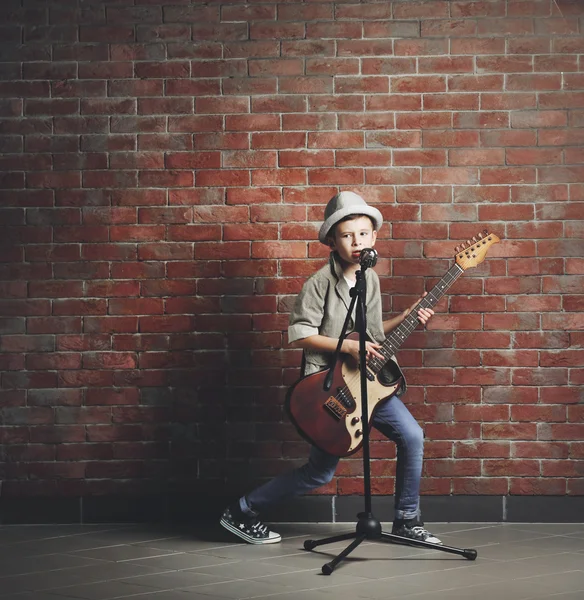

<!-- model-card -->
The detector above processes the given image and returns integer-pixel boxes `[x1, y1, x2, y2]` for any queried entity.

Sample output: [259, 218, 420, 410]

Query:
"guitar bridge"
[324, 396, 347, 421]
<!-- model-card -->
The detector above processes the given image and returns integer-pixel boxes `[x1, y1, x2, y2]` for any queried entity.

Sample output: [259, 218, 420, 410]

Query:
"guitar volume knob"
[351, 417, 360, 425]
[355, 429, 362, 438]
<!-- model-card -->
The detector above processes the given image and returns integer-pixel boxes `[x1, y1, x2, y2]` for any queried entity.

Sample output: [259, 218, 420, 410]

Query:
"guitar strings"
[339, 264, 464, 419]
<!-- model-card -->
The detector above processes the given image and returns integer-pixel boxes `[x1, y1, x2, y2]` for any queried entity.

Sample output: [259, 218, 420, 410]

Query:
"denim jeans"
[242, 394, 424, 521]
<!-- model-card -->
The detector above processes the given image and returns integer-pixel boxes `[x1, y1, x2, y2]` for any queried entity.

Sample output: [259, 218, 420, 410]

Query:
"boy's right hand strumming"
[341, 339, 384, 363]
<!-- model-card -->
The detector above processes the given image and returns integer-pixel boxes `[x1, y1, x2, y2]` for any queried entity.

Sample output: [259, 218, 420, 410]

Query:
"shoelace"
[410, 526, 431, 538]
[250, 519, 268, 535]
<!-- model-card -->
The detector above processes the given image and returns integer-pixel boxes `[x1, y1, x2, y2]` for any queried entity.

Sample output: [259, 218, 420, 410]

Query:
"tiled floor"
[0, 521, 583, 600]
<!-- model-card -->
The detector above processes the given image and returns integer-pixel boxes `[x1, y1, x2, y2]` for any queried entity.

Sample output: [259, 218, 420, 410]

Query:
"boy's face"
[330, 216, 377, 266]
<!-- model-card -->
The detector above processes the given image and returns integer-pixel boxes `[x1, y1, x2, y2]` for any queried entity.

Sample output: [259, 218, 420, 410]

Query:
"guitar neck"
[370, 263, 465, 373]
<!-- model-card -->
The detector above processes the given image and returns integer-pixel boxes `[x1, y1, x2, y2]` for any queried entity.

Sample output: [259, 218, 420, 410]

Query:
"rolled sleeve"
[287, 276, 328, 345]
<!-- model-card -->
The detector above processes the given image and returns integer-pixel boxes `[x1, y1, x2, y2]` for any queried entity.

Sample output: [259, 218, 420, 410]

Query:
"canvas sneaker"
[392, 518, 443, 545]
[220, 504, 281, 545]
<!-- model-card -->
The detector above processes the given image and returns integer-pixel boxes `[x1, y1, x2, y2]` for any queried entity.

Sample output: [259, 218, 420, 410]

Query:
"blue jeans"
[242, 395, 424, 521]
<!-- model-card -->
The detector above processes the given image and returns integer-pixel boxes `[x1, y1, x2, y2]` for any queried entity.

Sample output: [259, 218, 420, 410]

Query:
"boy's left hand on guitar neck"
[401, 292, 435, 327]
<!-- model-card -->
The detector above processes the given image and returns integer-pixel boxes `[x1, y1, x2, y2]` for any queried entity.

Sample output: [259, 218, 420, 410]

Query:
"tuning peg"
[472, 236, 478, 243]
[455, 245, 461, 253]
[477, 232, 483, 239]
[466, 239, 471, 246]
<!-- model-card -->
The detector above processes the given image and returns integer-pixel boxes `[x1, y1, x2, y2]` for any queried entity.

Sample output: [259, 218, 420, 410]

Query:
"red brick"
[168, 115, 222, 132]
[306, 58, 359, 77]
[196, 242, 250, 260]
[250, 22, 304, 40]
[281, 40, 335, 57]
[508, 73, 561, 91]
[485, 277, 540, 297]
[425, 422, 481, 441]
[396, 186, 451, 204]
[137, 316, 193, 334]
[339, 113, 396, 132]
[539, 129, 584, 147]
[85, 317, 140, 336]
[484, 459, 540, 477]
[278, 150, 333, 168]
[479, 167, 536, 185]
[367, 95, 422, 112]
[511, 110, 567, 128]
[137, 134, 191, 152]
[252, 169, 307, 186]
[396, 112, 451, 129]
[366, 168, 420, 185]
[281, 77, 336, 95]
[222, 4, 276, 20]
[336, 77, 390, 94]
[309, 96, 364, 114]
[424, 93, 478, 111]
[422, 17, 479, 36]
[425, 459, 481, 477]
[308, 168, 363, 186]
[337, 39, 395, 58]
[539, 166, 584, 184]
[513, 367, 569, 386]
[226, 114, 280, 132]
[512, 404, 567, 423]
[450, 294, 506, 312]
[450, 37, 506, 54]
[540, 350, 584, 368]
[394, 150, 447, 166]
[306, 21, 362, 39]
[456, 112, 510, 130]
[422, 167, 478, 184]
[196, 170, 250, 187]
[283, 114, 336, 131]
[392, 75, 446, 93]
[249, 59, 303, 77]
[456, 441, 510, 459]
[165, 152, 221, 169]
[224, 224, 278, 241]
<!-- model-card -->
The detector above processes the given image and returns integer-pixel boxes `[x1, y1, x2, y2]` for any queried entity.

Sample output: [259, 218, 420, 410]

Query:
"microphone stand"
[303, 249, 477, 575]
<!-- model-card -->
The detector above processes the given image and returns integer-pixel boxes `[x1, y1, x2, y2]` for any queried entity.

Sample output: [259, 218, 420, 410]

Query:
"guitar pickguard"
[341, 357, 400, 453]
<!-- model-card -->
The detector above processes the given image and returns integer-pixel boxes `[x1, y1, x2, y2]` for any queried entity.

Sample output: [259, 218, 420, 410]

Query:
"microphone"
[359, 248, 378, 268]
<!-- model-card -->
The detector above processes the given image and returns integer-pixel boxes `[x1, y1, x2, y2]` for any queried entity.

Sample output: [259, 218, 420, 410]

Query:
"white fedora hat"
[318, 191, 383, 244]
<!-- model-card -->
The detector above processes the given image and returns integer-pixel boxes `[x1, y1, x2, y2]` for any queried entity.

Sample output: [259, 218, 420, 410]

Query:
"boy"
[220, 191, 440, 545]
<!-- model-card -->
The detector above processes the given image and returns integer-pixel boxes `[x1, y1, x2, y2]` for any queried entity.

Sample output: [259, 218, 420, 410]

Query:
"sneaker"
[392, 518, 443, 545]
[220, 504, 281, 545]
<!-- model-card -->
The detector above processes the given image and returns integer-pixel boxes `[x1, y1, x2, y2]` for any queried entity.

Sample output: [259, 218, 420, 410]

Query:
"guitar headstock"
[454, 230, 500, 270]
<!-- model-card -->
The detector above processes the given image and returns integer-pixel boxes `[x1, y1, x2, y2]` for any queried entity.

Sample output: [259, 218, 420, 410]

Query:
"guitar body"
[285, 334, 402, 457]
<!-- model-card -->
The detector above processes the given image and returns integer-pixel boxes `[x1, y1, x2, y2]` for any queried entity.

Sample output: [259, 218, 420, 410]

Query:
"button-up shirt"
[288, 253, 404, 393]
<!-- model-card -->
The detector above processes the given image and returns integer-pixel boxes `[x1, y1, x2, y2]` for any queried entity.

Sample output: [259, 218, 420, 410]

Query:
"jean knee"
[402, 422, 424, 454]
[302, 462, 336, 488]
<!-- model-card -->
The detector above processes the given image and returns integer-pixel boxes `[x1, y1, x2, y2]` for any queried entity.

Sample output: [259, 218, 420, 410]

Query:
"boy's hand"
[342, 339, 384, 363]
[402, 292, 434, 327]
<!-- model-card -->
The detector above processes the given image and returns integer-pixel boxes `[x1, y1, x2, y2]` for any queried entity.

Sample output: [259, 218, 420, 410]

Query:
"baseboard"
[1, 494, 582, 524]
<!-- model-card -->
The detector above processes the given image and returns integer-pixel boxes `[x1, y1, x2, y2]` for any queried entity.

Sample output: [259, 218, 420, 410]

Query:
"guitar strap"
[300, 351, 307, 378]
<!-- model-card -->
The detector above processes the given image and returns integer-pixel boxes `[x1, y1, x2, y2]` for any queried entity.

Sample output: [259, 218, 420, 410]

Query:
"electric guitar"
[285, 231, 500, 457]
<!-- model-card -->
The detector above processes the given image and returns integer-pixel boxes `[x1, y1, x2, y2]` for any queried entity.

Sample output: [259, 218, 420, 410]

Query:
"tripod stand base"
[303, 513, 478, 575]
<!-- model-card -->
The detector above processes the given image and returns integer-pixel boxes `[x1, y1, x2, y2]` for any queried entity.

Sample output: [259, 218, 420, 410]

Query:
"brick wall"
[0, 0, 583, 514]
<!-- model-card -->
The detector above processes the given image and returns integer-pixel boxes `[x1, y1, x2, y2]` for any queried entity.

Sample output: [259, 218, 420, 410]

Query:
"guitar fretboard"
[368, 263, 465, 374]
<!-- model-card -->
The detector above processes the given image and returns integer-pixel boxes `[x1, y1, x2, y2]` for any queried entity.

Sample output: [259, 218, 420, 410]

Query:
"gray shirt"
[288, 253, 404, 392]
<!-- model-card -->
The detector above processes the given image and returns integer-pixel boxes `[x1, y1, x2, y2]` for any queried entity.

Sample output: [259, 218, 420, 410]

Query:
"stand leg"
[304, 531, 356, 551]
[380, 532, 477, 560]
[321, 533, 367, 575]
